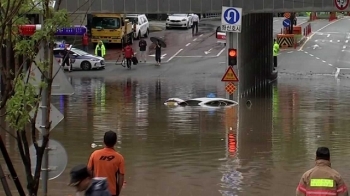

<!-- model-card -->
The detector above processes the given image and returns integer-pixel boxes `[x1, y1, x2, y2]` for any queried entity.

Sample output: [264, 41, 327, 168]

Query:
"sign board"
[221, 6, 242, 33]
[225, 83, 236, 94]
[25, 47, 75, 95]
[221, 67, 239, 82]
[335, 0, 349, 10]
[283, 12, 291, 18]
[29, 102, 64, 133]
[282, 19, 291, 28]
[29, 139, 68, 180]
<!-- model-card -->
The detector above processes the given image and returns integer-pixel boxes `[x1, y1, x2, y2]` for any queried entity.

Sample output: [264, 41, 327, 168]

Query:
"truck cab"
[90, 14, 133, 46]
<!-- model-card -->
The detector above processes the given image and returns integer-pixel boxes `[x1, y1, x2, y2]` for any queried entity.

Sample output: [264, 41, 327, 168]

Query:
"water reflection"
[4, 76, 350, 196]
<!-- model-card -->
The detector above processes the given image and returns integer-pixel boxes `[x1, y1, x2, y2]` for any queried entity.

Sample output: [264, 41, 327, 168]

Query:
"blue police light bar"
[55, 27, 87, 36]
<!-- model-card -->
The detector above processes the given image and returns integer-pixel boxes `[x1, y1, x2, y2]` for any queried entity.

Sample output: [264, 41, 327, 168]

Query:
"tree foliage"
[0, 0, 71, 195]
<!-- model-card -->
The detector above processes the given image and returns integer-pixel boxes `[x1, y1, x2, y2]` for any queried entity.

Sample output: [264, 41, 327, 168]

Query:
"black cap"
[104, 131, 117, 147]
[68, 164, 90, 186]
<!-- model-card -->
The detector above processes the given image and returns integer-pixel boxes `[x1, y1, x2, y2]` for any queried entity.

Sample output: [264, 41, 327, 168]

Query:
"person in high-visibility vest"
[95, 40, 106, 58]
[273, 39, 279, 70]
[296, 147, 349, 196]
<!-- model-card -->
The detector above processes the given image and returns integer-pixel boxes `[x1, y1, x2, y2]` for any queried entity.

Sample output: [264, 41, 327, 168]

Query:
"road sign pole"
[228, 0, 236, 100]
[40, 13, 49, 196]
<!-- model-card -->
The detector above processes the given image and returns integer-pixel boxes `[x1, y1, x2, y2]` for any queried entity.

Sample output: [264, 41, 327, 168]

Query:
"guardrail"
[202, 13, 221, 19]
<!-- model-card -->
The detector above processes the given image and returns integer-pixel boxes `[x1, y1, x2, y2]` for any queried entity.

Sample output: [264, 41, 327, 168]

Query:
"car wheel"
[144, 29, 149, 37]
[81, 61, 91, 71]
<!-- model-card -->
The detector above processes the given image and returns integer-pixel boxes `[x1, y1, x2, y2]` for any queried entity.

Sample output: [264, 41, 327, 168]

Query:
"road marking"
[199, 34, 203, 37]
[329, 64, 333, 66]
[330, 40, 333, 42]
[335, 67, 340, 78]
[166, 49, 183, 62]
[322, 60, 326, 62]
[327, 34, 330, 37]
[186, 43, 191, 46]
[175, 55, 217, 58]
[310, 54, 314, 56]
[337, 40, 340, 42]
[193, 38, 197, 41]
[204, 48, 213, 54]
[343, 45, 346, 49]
[287, 51, 293, 53]
[219, 62, 226, 64]
[316, 57, 320, 59]
[217, 48, 226, 56]
[298, 19, 342, 51]
[346, 40, 349, 43]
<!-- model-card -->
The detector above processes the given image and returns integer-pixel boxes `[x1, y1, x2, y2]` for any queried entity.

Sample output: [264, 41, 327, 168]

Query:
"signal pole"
[228, 0, 238, 100]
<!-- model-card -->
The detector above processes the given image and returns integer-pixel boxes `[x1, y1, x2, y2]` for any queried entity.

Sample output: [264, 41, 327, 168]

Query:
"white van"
[126, 14, 150, 40]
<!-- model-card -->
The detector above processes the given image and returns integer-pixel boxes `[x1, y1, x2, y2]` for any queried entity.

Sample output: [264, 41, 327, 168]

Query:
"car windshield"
[171, 14, 187, 17]
[126, 17, 138, 24]
[71, 48, 89, 56]
[91, 17, 121, 29]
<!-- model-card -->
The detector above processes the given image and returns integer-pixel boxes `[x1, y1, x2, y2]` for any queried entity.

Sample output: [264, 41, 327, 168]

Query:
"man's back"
[88, 148, 125, 195]
[296, 160, 348, 196]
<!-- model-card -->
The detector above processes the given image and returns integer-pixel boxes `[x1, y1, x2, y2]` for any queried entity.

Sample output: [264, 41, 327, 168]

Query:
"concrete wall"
[60, 0, 347, 14]
[238, 13, 274, 95]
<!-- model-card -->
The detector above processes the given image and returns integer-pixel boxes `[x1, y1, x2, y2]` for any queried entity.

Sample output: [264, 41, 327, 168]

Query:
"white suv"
[126, 14, 149, 40]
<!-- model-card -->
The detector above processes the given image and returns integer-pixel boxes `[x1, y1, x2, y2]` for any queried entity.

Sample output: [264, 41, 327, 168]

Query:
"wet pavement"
[3, 18, 350, 196]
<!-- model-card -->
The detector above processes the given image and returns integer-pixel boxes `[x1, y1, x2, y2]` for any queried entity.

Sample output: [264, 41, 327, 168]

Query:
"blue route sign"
[283, 19, 291, 28]
[223, 8, 241, 24]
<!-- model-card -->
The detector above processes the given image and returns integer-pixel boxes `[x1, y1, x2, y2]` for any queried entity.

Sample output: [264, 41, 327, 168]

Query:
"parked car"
[53, 47, 105, 71]
[164, 97, 238, 107]
[216, 26, 226, 45]
[166, 14, 193, 29]
[126, 14, 149, 39]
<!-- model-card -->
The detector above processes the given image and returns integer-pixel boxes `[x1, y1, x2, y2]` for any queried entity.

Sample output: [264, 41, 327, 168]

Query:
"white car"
[126, 14, 149, 39]
[166, 14, 193, 29]
[53, 47, 105, 71]
[216, 26, 226, 45]
[164, 97, 238, 107]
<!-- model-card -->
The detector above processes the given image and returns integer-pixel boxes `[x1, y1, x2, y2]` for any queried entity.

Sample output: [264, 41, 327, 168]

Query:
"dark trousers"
[155, 53, 161, 63]
[192, 22, 198, 35]
[126, 58, 132, 67]
[273, 56, 277, 68]
[61, 60, 72, 70]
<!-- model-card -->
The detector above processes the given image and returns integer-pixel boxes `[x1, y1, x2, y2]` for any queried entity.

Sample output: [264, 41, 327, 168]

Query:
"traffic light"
[228, 48, 237, 66]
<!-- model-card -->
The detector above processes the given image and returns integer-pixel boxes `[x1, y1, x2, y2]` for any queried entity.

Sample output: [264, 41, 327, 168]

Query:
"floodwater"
[2, 76, 350, 195]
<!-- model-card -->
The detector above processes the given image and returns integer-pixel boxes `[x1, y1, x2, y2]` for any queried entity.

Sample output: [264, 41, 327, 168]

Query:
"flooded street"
[2, 76, 350, 195]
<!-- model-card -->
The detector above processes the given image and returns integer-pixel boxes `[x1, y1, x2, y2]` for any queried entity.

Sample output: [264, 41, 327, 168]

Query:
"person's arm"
[116, 157, 125, 196]
[336, 176, 348, 196]
[87, 152, 94, 176]
[296, 173, 306, 196]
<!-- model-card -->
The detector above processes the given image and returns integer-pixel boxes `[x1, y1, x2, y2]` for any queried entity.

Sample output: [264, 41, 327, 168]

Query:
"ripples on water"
[2, 77, 350, 195]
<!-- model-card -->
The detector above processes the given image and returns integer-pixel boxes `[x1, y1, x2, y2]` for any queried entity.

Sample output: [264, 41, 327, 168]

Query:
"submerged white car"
[166, 14, 193, 29]
[164, 98, 238, 107]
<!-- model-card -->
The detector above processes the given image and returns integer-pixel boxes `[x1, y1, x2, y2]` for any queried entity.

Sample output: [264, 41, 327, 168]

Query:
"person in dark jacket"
[155, 40, 161, 65]
[138, 38, 147, 63]
[68, 164, 111, 196]
[61, 45, 72, 72]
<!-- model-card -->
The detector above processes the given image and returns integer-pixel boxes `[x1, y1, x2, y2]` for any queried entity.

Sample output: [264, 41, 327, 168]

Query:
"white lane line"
[330, 40, 333, 42]
[166, 49, 183, 63]
[299, 19, 342, 51]
[337, 40, 340, 42]
[327, 34, 330, 37]
[287, 51, 293, 53]
[199, 34, 203, 37]
[322, 60, 326, 62]
[346, 40, 349, 43]
[335, 67, 340, 78]
[310, 54, 314, 56]
[175, 56, 217, 58]
[186, 43, 191, 46]
[193, 38, 197, 41]
[217, 48, 226, 56]
[316, 57, 320, 59]
[343, 45, 346, 49]
[329, 64, 333, 66]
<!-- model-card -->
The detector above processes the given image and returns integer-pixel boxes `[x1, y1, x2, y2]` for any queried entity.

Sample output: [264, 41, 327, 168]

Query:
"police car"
[164, 97, 238, 107]
[53, 46, 105, 71]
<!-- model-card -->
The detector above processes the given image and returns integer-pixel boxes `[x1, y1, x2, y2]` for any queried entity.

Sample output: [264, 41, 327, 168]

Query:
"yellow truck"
[90, 13, 134, 46]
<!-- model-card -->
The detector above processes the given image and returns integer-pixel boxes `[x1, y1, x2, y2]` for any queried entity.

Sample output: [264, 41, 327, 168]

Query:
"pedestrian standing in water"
[87, 131, 125, 196]
[82, 33, 89, 52]
[296, 147, 348, 196]
[155, 40, 161, 65]
[139, 38, 147, 63]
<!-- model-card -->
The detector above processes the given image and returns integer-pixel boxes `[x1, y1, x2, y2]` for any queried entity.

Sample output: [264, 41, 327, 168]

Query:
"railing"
[202, 13, 221, 19]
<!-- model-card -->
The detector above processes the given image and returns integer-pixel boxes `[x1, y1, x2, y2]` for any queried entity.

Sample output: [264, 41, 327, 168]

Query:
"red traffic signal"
[228, 48, 237, 66]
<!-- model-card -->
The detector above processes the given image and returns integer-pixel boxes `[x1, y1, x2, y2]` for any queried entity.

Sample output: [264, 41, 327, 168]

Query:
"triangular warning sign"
[221, 67, 239, 82]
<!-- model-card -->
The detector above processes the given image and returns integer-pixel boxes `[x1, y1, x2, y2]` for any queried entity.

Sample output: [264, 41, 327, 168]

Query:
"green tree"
[0, 0, 70, 195]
